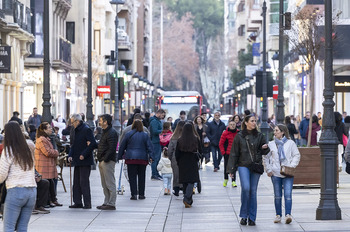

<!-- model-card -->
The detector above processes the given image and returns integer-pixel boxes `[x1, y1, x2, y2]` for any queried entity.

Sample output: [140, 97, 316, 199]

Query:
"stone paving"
[2, 161, 350, 232]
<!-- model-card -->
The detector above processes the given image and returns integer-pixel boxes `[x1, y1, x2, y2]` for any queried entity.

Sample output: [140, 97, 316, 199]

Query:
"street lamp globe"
[118, 64, 126, 78]
[133, 72, 139, 85]
[150, 83, 155, 91]
[138, 77, 144, 87]
[107, 58, 114, 73]
[126, 69, 132, 82]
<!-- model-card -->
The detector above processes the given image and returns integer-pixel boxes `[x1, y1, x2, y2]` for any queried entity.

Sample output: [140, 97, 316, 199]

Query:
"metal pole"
[316, 0, 341, 220]
[110, 73, 113, 114]
[128, 81, 130, 118]
[276, 0, 285, 124]
[301, 67, 304, 118]
[113, 5, 121, 133]
[42, 0, 51, 123]
[86, 0, 95, 130]
[260, 1, 269, 142]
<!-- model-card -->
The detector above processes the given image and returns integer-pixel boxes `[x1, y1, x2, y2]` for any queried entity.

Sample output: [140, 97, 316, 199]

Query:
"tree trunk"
[307, 65, 315, 147]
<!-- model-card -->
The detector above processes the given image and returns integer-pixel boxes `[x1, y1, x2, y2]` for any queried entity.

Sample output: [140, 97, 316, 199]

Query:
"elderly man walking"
[68, 114, 97, 209]
[96, 114, 119, 210]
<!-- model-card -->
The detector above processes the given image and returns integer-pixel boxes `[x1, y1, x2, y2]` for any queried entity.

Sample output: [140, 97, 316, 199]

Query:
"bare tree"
[287, 8, 341, 147]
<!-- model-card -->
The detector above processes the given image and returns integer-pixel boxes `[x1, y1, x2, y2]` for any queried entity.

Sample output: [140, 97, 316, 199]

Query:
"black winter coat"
[68, 122, 97, 166]
[226, 130, 270, 173]
[97, 125, 119, 162]
[175, 139, 202, 183]
[206, 120, 226, 147]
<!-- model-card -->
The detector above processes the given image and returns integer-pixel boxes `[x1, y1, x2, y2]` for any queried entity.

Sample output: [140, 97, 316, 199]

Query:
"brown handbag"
[280, 165, 295, 177]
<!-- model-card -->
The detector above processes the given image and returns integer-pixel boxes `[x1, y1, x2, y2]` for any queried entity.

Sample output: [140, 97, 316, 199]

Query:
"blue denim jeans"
[3, 187, 36, 232]
[211, 146, 222, 169]
[271, 176, 294, 216]
[151, 143, 162, 177]
[238, 166, 261, 221]
[162, 173, 172, 189]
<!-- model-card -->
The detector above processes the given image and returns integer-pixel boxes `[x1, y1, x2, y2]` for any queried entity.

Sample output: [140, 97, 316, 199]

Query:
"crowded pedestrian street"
[5, 160, 350, 232]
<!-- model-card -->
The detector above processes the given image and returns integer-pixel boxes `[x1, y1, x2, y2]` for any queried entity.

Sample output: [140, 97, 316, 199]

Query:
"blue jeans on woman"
[3, 187, 36, 232]
[238, 166, 261, 222]
[271, 176, 294, 216]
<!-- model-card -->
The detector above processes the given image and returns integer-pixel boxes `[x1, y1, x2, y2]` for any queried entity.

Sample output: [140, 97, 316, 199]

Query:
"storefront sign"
[0, 46, 11, 73]
[96, 86, 110, 94]
[334, 76, 350, 92]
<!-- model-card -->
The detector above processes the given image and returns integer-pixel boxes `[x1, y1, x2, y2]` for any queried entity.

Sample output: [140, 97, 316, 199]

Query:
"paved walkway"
[2, 161, 350, 232]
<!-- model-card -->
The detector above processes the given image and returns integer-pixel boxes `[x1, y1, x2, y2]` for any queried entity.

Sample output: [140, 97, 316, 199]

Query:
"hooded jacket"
[219, 128, 239, 155]
[157, 156, 172, 174]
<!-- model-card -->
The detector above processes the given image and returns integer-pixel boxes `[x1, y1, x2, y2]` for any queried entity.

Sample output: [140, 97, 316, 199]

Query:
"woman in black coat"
[285, 116, 298, 142]
[175, 123, 202, 208]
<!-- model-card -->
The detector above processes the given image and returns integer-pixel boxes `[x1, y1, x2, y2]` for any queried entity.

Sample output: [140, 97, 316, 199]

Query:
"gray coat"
[168, 139, 181, 188]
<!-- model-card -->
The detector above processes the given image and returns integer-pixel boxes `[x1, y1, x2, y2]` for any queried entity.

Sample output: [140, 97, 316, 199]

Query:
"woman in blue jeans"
[263, 124, 300, 224]
[0, 122, 37, 231]
[227, 115, 269, 226]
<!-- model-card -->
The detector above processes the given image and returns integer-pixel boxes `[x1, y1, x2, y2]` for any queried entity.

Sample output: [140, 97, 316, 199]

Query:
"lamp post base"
[316, 203, 341, 220]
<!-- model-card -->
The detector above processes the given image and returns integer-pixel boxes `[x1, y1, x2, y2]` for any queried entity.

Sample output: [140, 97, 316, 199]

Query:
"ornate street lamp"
[316, 0, 341, 220]
[118, 64, 126, 129]
[110, 0, 125, 133]
[42, 0, 51, 123]
[260, 0, 269, 142]
[132, 72, 139, 110]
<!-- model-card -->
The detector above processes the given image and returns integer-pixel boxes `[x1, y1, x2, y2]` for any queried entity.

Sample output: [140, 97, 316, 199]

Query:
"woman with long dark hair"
[194, 115, 210, 167]
[118, 120, 154, 200]
[285, 116, 298, 143]
[168, 121, 186, 196]
[232, 115, 242, 130]
[35, 122, 62, 207]
[227, 115, 269, 226]
[264, 124, 300, 224]
[0, 122, 36, 231]
[175, 123, 202, 207]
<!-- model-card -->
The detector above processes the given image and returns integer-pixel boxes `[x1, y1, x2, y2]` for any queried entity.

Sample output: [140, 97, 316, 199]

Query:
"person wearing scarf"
[263, 124, 300, 225]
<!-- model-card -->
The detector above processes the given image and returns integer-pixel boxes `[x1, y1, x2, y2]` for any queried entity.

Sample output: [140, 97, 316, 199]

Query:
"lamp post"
[316, 0, 341, 220]
[110, 0, 125, 133]
[138, 77, 145, 110]
[126, 69, 132, 117]
[276, 0, 285, 124]
[299, 55, 306, 118]
[260, 0, 269, 142]
[132, 72, 139, 110]
[42, 0, 51, 123]
[118, 64, 125, 130]
[107, 57, 115, 114]
[85, 0, 95, 130]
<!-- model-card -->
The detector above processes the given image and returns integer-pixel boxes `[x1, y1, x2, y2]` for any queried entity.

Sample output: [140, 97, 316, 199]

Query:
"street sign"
[245, 65, 258, 77]
[0, 46, 11, 73]
[273, 85, 278, 99]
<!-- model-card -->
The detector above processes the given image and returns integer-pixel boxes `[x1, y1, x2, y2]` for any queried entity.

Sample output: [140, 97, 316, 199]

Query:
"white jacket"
[157, 156, 172, 174]
[263, 139, 301, 178]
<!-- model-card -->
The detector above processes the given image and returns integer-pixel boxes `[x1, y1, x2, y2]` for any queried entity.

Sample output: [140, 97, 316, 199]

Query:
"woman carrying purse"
[263, 124, 300, 224]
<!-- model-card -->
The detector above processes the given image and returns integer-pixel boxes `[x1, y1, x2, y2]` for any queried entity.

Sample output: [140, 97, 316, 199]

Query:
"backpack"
[159, 132, 172, 146]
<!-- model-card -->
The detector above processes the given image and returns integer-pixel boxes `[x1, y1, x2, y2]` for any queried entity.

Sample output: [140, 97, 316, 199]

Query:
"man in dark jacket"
[9, 111, 22, 125]
[207, 111, 226, 172]
[96, 114, 119, 210]
[68, 114, 97, 209]
[299, 111, 310, 146]
[172, 110, 186, 131]
[149, 109, 166, 180]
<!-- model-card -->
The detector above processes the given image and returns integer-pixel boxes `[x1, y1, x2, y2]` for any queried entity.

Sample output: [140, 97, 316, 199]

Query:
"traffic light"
[260, 97, 263, 108]
[255, 71, 273, 98]
[284, 12, 291, 30]
[110, 76, 115, 100]
[118, 77, 124, 101]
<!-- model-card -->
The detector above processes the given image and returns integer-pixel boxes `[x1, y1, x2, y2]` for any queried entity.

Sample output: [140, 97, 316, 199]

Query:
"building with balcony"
[0, 0, 34, 129]
[24, 0, 72, 120]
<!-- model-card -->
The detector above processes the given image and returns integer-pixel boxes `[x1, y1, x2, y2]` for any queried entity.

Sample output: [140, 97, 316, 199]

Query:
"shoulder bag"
[246, 137, 264, 174]
[280, 165, 296, 177]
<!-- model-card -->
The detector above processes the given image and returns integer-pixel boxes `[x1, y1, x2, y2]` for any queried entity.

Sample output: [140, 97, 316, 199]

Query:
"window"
[2, 0, 13, 13]
[333, 0, 350, 19]
[94, 30, 101, 55]
[238, 25, 245, 36]
[30, 0, 44, 57]
[66, 22, 75, 44]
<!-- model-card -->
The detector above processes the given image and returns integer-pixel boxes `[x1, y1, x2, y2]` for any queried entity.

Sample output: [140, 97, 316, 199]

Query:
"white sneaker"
[274, 215, 281, 223]
[285, 214, 292, 224]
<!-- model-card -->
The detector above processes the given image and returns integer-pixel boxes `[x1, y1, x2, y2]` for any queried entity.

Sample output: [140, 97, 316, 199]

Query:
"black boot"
[240, 218, 247, 225]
